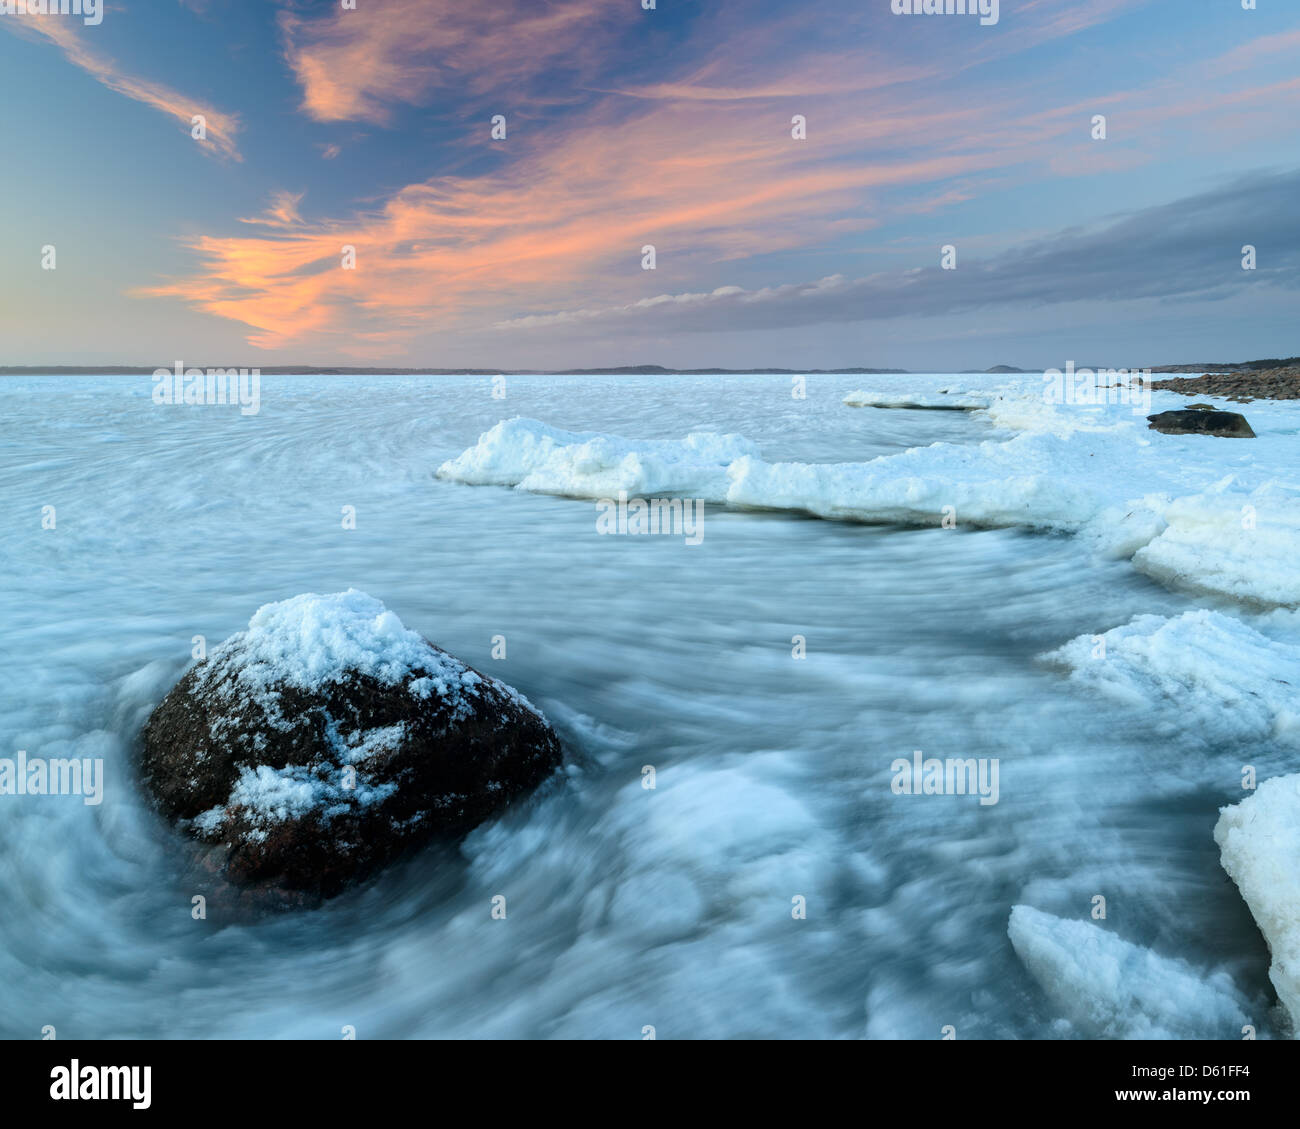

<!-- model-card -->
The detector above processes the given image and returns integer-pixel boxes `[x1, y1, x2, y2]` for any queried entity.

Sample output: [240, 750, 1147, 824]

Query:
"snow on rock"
[140, 590, 562, 899]
[1215, 776, 1300, 1036]
[436, 416, 758, 499]
[1043, 610, 1300, 746]
[219, 589, 480, 711]
[238, 590, 451, 687]
[1007, 905, 1253, 1039]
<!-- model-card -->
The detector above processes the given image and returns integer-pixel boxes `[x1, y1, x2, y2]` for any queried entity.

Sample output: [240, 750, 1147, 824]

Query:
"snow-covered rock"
[1215, 775, 1300, 1036]
[140, 590, 562, 898]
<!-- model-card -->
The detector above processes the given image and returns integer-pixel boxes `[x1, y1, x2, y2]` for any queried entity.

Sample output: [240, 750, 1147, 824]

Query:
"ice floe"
[1044, 609, 1300, 746]
[1215, 776, 1300, 1036]
[436, 416, 758, 499]
[843, 388, 990, 410]
[1008, 905, 1254, 1039]
[439, 393, 1300, 607]
[1133, 479, 1300, 607]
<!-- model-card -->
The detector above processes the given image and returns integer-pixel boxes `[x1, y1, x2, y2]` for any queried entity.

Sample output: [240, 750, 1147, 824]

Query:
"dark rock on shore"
[140, 590, 562, 899]
[1146, 409, 1256, 438]
[1150, 367, 1300, 403]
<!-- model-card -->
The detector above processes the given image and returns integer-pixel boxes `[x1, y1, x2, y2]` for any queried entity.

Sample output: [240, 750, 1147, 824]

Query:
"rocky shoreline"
[1151, 366, 1300, 402]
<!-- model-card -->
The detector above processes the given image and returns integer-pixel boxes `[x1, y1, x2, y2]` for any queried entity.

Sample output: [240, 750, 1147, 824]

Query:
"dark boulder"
[140, 590, 562, 898]
[1146, 409, 1255, 438]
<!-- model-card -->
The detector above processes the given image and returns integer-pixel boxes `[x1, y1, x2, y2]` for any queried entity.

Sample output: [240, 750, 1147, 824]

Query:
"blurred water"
[0, 372, 1280, 1038]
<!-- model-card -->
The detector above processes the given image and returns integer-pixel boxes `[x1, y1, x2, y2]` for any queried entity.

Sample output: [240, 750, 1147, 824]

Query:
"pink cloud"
[139, 81, 1069, 354]
[140, 10, 1300, 358]
[280, 0, 614, 124]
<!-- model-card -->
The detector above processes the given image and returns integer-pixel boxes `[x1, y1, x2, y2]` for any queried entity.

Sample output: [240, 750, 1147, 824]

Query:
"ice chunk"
[436, 416, 758, 499]
[843, 389, 990, 410]
[1215, 775, 1300, 1035]
[1043, 610, 1300, 746]
[1008, 905, 1253, 1039]
[724, 432, 1106, 531]
[439, 402, 1300, 607]
[1134, 480, 1300, 607]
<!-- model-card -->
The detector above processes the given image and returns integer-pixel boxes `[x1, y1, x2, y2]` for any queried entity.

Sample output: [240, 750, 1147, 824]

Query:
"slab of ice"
[438, 394, 1300, 607]
[1215, 775, 1300, 1035]
[1134, 480, 1300, 607]
[725, 431, 1110, 530]
[981, 393, 1146, 436]
[843, 389, 990, 410]
[1044, 610, 1300, 746]
[1008, 905, 1253, 1039]
[436, 416, 759, 499]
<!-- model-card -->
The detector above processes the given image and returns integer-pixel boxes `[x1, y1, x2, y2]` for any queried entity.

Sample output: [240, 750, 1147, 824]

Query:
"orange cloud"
[140, 75, 1062, 354]
[280, 0, 614, 124]
[141, 11, 1300, 359]
[239, 191, 307, 230]
[280, 0, 1146, 128]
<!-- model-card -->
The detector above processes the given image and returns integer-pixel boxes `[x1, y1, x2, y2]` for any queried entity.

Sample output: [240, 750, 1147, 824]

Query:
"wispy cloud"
[1207, 27, 1300, 76]
[5, 13, 241, 160]
[495, 170, 1300, 336]
[280, 0, 1148, 127]
[238, 190, 307, 230]
[280, 0, 614, 124]
[140, 70, 1024, 353]
[138, 7, 1300, 358]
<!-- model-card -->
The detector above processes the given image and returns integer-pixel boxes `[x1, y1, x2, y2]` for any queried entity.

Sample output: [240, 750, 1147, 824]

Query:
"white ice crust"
[1215, 776, 1300, 1036]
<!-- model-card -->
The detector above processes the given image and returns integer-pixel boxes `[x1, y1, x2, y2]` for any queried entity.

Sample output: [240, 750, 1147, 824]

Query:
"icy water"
[0, 372, 1284, 1038]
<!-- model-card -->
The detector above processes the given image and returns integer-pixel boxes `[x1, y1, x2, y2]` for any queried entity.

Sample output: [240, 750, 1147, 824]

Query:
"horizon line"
[3, 356, 1296, 377]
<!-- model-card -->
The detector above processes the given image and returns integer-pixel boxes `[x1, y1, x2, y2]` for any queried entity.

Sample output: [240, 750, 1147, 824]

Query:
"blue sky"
[1, 0, 1297, 369]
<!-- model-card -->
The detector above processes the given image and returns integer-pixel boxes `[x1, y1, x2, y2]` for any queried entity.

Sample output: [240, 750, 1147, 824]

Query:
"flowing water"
[0, 373, 1282, 1038]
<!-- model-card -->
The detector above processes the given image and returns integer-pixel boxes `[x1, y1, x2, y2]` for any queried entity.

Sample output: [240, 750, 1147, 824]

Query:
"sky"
[0, 0, 1297, 371]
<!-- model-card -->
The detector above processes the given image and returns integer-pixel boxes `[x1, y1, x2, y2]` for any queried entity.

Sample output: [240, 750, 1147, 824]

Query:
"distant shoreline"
[0, 356, 1296, 377]
[3, 365, 909, 376]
